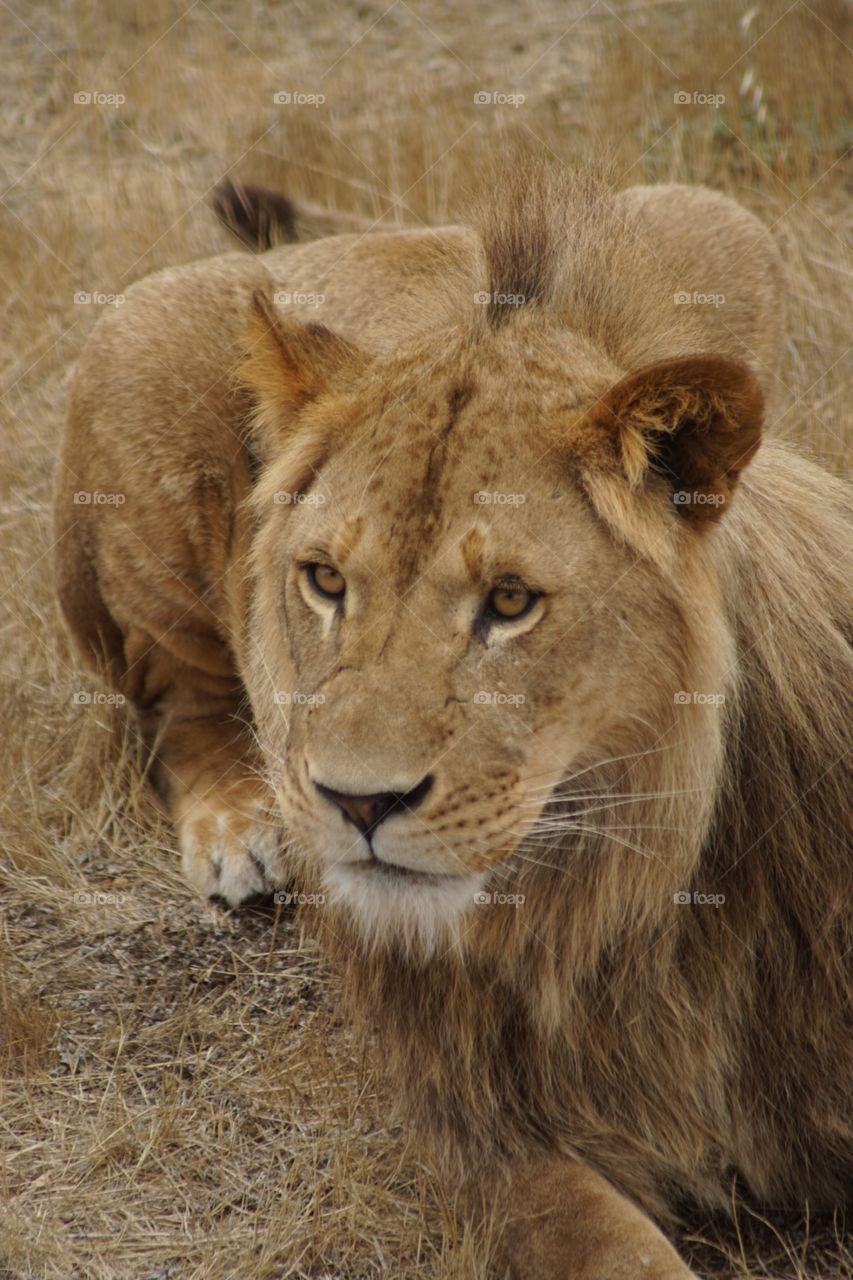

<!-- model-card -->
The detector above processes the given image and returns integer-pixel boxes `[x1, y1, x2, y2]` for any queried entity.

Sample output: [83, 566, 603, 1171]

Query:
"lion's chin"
[322, 859, 489, 956]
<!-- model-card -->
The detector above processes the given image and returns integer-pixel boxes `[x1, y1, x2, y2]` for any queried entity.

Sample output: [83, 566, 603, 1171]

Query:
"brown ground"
[0, 0, 850, 1276]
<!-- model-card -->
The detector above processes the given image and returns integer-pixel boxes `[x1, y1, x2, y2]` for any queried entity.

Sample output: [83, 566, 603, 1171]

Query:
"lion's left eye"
[485, 583, 538, 621]
[306, 563, 346, 600]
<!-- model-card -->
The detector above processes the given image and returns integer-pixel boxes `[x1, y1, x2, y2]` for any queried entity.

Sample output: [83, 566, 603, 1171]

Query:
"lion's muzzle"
[314, 774, 434, 838]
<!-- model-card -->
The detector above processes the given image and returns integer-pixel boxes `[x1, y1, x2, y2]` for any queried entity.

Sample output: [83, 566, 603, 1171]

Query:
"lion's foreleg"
[492, 1156, 697, 1280]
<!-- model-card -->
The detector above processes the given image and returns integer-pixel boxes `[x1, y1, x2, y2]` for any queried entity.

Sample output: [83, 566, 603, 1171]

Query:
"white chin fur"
[323, 861, 488, 956]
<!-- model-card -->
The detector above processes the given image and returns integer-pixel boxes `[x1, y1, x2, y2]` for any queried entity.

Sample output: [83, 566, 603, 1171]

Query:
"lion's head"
[239, 273, 763, 950]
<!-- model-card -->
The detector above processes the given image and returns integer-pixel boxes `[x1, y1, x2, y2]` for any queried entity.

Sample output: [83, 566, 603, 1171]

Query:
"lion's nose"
[315, 775, 433, 834]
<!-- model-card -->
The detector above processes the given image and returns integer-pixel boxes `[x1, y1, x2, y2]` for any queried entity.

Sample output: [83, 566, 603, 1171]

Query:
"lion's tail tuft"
[212, 178, 386, 249]
[210, 179, 298, 251]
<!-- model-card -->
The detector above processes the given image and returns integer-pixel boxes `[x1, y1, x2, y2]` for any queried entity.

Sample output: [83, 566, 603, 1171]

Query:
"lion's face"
[241, 307, 758, 945]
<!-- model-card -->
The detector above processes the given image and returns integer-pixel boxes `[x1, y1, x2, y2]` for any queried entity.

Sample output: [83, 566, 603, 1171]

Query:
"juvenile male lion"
[55, 168, 852, 1279]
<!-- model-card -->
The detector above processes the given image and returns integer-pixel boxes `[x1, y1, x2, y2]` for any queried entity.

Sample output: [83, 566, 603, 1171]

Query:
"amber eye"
[307, 563, 346, 600]
[486, 583, 537, 621]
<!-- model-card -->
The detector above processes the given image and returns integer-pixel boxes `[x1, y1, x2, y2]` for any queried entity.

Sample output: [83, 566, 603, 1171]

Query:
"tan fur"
[55, 168, 851, 1279]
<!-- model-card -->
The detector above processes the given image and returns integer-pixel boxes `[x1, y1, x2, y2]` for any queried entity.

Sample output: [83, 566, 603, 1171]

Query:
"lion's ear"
[241, 290, 368, 441]
[579, 354, 764, 525]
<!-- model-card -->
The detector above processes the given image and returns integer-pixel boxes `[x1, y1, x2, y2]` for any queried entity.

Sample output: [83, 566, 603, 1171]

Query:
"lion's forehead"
[299, 494, 592, 612]
[325, 399, 564, 514]
[291, 363, 608, 588]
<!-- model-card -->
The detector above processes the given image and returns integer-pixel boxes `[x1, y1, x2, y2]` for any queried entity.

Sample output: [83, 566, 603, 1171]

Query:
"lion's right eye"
[306, 563, 346, 600]
[484, 581, 539, 623]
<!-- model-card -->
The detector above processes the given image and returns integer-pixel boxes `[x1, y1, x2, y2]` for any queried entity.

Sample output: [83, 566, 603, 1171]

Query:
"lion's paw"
[175, 780, 288, 906]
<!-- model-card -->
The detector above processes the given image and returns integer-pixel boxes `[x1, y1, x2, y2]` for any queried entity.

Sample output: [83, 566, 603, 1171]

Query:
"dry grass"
[0, 0, 850, 1275]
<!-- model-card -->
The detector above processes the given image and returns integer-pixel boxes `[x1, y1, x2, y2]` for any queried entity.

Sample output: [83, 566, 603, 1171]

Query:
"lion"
[55, 166, 852, 1279]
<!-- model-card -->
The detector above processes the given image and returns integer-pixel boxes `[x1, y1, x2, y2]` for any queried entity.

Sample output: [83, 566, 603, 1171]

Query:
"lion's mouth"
[321, 854, 492, 948]
[348, 854, 456, 885]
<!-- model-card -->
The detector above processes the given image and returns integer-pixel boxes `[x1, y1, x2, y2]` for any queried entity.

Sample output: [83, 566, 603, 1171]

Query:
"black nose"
[315, 775, 433, 835]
